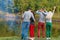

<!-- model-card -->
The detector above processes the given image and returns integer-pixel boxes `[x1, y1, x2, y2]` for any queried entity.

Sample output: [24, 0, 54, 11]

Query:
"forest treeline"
[14, 0, 60, 13]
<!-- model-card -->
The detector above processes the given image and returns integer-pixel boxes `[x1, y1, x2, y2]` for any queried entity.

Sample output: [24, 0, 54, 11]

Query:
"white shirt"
[22, 11, 35, 22]
[45, 11, 54, 22]
[36, 10, 45, 23]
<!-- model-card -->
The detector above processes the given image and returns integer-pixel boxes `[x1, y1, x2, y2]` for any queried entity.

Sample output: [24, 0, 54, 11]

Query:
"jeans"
[21, 22, 30, 40]
[38, 22, 45, 38]
[46, 22, 52, 37]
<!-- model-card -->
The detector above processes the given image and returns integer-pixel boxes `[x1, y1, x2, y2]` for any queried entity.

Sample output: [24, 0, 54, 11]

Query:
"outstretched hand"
[54, 6, 56, 9]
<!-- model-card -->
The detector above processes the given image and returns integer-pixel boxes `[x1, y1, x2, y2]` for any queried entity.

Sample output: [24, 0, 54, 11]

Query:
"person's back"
[36, 10, 45, 23]
[22, 11, 35, 22]
[21, 9, 35, 40]
[29, 11, 35, 40]
[36, 8, 46, 39]
[45, 6, 56, 40]
[46, 11, 54, 22]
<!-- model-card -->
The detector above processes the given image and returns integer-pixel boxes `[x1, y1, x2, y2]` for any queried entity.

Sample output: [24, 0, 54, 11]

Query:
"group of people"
[0, 6, 56, 40]
[21, 6, 56, 40]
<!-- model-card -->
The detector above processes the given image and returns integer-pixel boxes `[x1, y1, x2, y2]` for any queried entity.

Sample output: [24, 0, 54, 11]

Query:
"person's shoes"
[28, 37, 35, 40]
[42, 38, 46, 40]
[46, 37, 51, 40]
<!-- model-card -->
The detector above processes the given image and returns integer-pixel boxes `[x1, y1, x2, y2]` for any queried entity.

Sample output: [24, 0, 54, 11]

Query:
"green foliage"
[14, 0, 60, 13]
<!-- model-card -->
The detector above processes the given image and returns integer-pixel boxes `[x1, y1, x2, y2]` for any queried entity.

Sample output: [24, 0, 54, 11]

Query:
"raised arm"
[36, 10, 41, 14]
[52, 6, 56, 13]
[42, 12, 47, 16]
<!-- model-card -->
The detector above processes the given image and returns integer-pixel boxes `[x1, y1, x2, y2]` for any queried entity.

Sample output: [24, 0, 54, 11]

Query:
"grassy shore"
[0, 36, 60, 40]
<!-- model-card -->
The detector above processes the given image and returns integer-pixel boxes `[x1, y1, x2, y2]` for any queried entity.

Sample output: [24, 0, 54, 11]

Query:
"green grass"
[0, 36, 60, 40]
[0, 36, 20, 40]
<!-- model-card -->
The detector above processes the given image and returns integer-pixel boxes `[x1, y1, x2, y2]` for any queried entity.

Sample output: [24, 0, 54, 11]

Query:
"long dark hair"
[31, 11, 35, 17]
[30, 11, 35, 22]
